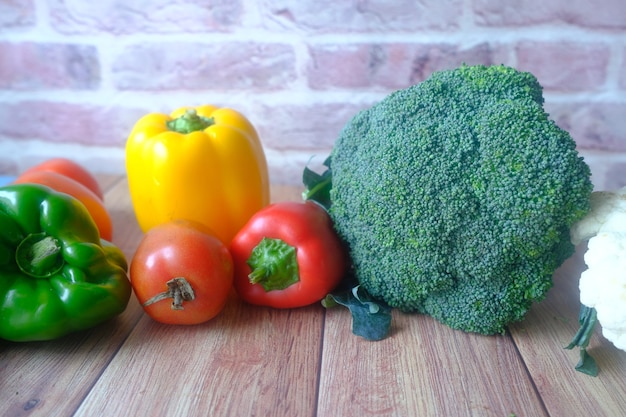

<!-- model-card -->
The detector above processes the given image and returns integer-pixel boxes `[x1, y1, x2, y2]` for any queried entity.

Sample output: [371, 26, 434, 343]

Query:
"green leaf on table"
[323, 285, 392, 341]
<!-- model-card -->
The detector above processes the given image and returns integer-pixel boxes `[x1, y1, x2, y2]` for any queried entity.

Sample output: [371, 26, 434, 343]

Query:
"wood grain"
[74, 298, 324, 417]
[1, 177, 625, 417]
[319, 310, 548, 416]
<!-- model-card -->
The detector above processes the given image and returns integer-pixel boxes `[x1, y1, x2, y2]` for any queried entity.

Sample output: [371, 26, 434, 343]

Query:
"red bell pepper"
[230, 201, 347, 308]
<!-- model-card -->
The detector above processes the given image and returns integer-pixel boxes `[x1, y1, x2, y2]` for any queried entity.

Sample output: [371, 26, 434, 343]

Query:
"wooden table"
[1, 176, 625, 417]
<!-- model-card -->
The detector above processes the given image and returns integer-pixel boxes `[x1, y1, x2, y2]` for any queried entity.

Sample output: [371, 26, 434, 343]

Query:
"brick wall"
[1, 0, 625, 189]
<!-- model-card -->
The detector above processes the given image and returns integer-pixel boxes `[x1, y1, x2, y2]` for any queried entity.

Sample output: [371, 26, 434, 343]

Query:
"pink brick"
[0, 0, 35, 28]
[0, 101, 146, 147]
[474, 0, 626, 29]
[620, 46, 626, 90]
[307, 43, 510, 90]
[546, 101, 626, 152]
[49, 0, 242, 34]
[263, 0, 462, 32]
[0, 42, 100, 89]
[112, 42, 296, 90]
[256, 102, 375, 151]
[516, 42, 609, 92]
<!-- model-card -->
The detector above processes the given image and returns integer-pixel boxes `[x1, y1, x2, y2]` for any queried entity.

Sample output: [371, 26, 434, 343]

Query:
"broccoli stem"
[565, 305, 599, 376]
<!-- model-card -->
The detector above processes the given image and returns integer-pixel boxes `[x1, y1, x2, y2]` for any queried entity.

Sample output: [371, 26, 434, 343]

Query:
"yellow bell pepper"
[125, 105, 270, 244]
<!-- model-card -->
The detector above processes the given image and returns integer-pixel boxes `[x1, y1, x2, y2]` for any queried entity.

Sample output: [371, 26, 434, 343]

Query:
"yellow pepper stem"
[166, 109, 215, 134]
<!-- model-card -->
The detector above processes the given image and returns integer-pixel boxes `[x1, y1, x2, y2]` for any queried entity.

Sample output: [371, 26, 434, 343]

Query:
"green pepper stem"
[143, 277, 195, 310]
[166, 109, 214, 134]
[15, 233, 64, 278]
[247, 237, 300, 292]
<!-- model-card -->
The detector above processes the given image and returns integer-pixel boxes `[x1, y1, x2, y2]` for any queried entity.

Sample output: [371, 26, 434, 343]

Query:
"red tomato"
[13, 170, 113, 241]
[130, 220, 234, 325]
[21, 158, 104, 200]
[230, 201, 348, 309]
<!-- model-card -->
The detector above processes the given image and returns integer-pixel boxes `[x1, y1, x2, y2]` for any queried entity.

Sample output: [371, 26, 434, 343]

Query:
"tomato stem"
[143, 277, 195, 310]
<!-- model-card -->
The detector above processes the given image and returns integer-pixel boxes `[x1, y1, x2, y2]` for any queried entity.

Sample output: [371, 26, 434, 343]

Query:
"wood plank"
[103, 178, 144, 258]
[96, 174, 123, 194]
[0, 304, 142, 417]
[73, 297, 324, 416]
[0, 177, 144, 417]
[318, 309, 549, 416]
[509, 245, 626, 417]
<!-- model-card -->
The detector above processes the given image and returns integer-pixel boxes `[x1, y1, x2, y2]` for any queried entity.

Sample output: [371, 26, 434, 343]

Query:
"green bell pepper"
[0, 183, 131, 342]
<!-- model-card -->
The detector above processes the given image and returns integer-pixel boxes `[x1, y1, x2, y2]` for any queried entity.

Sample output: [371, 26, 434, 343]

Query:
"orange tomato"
[21, 158, 104, 200]
[130, 220, 234, 325]
[13, 170, 113, 241]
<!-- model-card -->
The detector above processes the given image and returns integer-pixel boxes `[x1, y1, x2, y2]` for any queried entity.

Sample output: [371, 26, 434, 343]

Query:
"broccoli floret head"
[329, 64, 593, 335]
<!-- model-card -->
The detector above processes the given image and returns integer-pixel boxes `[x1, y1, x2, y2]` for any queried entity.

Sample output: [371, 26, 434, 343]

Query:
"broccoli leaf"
[322, 285, 392, 341]
[565, 305, 599, 376]
[302, 156, 332, 210]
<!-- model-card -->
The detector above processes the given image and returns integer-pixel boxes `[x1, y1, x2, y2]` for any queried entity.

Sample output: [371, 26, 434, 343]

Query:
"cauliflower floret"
[570, 187, 626, 245]
[579, 232, 626, 350]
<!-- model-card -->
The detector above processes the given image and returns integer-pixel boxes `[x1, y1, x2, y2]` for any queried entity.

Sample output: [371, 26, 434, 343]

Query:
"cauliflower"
[568, 186, 626, 375]
[578, 232, 626, 350]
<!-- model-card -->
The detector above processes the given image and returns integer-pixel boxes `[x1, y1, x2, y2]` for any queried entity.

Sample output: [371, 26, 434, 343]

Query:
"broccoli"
[328, 64, 593, 335]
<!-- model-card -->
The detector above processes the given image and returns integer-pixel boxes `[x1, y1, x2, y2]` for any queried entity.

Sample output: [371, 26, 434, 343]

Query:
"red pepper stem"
[166, 109, 215, 134]
[143, 277, 195, 310]
[248, 266, 272, 284]
[246, 237, 300, 292]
